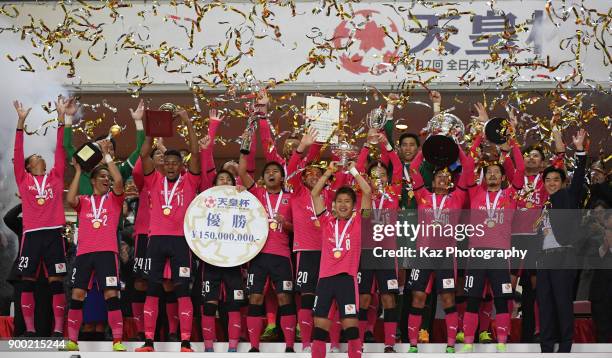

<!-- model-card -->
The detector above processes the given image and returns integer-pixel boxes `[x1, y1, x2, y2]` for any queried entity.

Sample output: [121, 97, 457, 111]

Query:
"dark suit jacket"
[548, 153, 587, 246]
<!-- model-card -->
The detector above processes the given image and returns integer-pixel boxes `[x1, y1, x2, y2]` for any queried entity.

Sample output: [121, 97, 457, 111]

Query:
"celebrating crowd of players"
[9, 89, 604, 356]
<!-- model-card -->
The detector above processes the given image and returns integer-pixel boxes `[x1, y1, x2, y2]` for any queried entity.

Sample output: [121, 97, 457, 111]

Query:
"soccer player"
[503, 111, 565, 342]
[287, 128, 342, 352]
[355, 132, 403, 352]
[310, 162, 372, 358]
[136, 109, 201, 352]
[237, 143, 296, 353]
[131, 138, 167, 340]
[13, 98, 68, 338]
[65, 141, 126, 351]
[460, 126, 525, 353]
[406, 145, 473, 353]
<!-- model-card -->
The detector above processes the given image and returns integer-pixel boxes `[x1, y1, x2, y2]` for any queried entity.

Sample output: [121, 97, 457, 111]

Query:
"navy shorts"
[314, 273, 359, 319]
[145, 235, 193, 285]
[246, 253, 294, 295]
[71, 251, 120, 290]
[295, 251, 321, 294]
[17, 228, 67, 278]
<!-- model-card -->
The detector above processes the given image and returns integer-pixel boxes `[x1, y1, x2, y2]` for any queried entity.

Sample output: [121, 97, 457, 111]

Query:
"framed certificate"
[305, 96, 340, 144]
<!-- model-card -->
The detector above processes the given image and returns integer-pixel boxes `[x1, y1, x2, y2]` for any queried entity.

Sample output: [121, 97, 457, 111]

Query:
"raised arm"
[100, 140, 124, 195]
[312, 163, 336, 215]
[356, 144, 370, 174]
[380, 134, 402, 184]
[351, 163, 372, 210]
[118, 99, 146, 179]
[177, 110, 200, 174]
[569, 129, 588, 199]
[290, 127, 318, 191]
[140, 134, 155, 175]
[509, 138, 525, 190]
[62, 96, 79, 162]
[67, 161, 82, 208]
[409, 150, 425, 190]
[238, 151, 255, 189]
[457, 144, 475, 189]
[13, 100, 31, 183]
[199, 135, 215, 190]
[52, 96, 71, 176]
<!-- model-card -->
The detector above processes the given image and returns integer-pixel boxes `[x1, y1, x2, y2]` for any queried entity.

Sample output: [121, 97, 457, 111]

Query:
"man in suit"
[536, 129, 588, 353]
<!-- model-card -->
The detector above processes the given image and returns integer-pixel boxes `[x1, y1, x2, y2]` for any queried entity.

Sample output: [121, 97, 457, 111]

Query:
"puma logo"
[498, 327, 508, 332]
[203, 328, 212, 332]
[22, 304, 32, 309]
[180, 311, 192, 318]
[144, 310, 153, 316]
[55, 305, 65, 311]
[300, 321, 312, 327]
[68, 319, 77, 324]
[232, 324, 241, 329]
[408, 327, 416, 332]
[285, 327, 294, 332]
[449, 326, 457, 331]
[483, 311, 491, 317]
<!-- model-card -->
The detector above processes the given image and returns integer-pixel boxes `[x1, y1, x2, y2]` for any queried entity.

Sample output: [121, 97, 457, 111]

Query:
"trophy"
[484, 117, 510, 144]
[73, 125, 124, 172]
[366, 107, 389, 144]
[145, 103, 180, 137]
[239, 113, 258, 155]
[421, 113, 465, 168]
[331, 141, 358, 168]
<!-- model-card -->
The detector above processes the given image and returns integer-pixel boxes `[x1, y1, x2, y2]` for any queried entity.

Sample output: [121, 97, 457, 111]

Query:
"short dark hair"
[367, 160, 389, 177]
[543, 165, 567, 182]
[484, 163, 505, 176]
[150, 147, 164, 159]
[214, 169, 236, 186]
[398, 132, 420, 147]
[523, 145, 545, 160]
[164, 149, 183, 161]
[94, 135, 116, 151]
[263, 161, 285, 178]
[91, 165, 109, 180]
[24, 154, 36, 173]
[302, 162, 325, 177]
[335, 186, 356, 204]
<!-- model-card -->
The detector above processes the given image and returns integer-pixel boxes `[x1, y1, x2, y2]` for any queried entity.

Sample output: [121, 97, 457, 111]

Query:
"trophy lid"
[485, 117, 509, 145]
[422, 135, 459, 168]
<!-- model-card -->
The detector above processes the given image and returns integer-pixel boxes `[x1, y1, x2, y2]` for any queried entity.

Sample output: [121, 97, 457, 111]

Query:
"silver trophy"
[423, 112, 465, 141]
[331, 141, 358, 168]
[366, 107, 389, 144]
[239, 114, 258, 155]
[421, 113, 465, 168]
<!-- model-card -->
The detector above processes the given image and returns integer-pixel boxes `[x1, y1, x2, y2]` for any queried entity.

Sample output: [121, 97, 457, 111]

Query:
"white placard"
[305, 96, 340, 144]
[184, 185, 269, 267]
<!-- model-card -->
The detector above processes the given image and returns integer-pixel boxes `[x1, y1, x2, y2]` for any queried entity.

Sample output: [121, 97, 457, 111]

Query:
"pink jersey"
[504, 153, 563, 235]
[287, 150, 335, 251]
[468, 187, 519, 249]
[145, 171, 201, 237]
[14, 128, 66, 233]
[249, 185, 293, 258]
[132, 158, 151, 236]
[75, 191, 124, 256]
[411, 147, 472, 248]
[510, 174, 549, 235]
[318, 210, 362, 278]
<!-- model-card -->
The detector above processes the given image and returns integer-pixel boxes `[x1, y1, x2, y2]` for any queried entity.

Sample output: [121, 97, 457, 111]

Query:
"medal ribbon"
[265, 190, 283, 222]
[33, 174, 48, 200]
[485, 190, 503, 222]
[163, 174, 182, 210]
[432, 193, 448, 223]
[334, 216, 354, 252]
[90, 194, 107, 223]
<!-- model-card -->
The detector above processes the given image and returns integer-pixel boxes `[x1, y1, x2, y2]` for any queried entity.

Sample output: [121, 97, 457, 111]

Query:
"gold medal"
[333, 250, 342, 259]
[269, 221, 278, 230]
[93, 221, 101, 229]
[36, 197, 45, 206]
[314, 219, 320, 227]
[487, 219, 496, 228]
[525, 202, 533, 209]
[163, 207, 171, 216]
